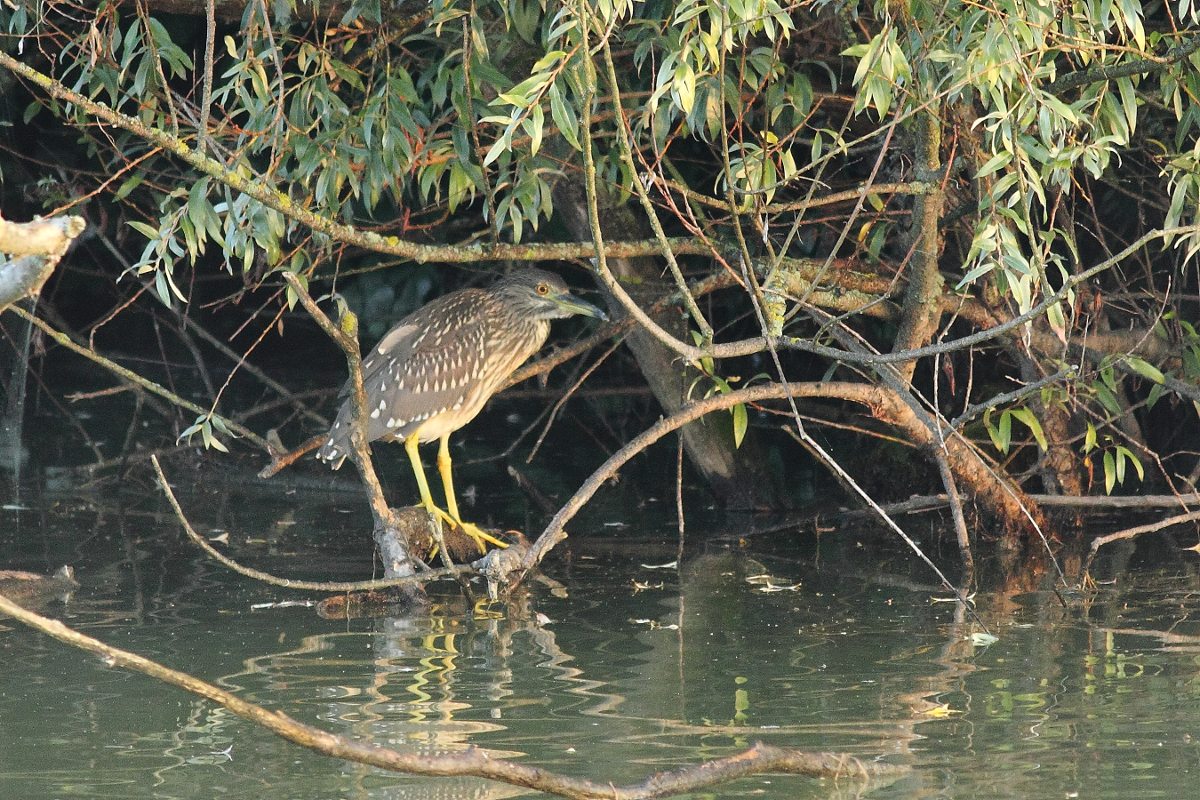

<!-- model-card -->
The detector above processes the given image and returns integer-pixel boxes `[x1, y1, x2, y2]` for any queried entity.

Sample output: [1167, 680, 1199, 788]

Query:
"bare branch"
[151, 454, 465, 591]
[0, 213, 85, 312]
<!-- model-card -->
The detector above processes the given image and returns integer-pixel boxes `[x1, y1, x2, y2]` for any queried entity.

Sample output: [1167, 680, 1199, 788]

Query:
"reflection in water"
[4, 493, 1200, 799]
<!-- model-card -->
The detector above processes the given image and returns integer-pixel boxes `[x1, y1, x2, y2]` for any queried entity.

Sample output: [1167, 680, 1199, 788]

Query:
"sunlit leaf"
[731, 402, 748, 449]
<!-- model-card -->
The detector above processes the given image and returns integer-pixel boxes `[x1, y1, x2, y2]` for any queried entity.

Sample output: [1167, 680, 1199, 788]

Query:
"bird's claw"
[455, 520, 510, 553]
[423, 505, 508, 554]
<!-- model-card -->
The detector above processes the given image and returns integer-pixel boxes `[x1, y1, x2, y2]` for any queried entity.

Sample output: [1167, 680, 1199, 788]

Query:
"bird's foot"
[421, 505, 509, 555]
[453, 519, 510, 553]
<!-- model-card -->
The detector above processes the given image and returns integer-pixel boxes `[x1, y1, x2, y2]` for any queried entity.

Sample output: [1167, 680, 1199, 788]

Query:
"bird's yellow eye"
[536, 282, 550, 295]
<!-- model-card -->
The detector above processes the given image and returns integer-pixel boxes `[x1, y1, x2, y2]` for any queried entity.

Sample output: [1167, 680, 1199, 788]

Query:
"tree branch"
[0, 213, 85, 312]
[1048, 35, 1200, 94]
[151, 454, 464, 591]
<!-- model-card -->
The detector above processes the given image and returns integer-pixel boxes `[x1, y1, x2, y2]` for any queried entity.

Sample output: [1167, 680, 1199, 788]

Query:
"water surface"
[2, 479, 1199, 799]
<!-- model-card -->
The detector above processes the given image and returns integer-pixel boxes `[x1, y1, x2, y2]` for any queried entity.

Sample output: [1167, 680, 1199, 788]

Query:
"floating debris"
[0, 565, 79, 609]
[745, 573, 801, 592]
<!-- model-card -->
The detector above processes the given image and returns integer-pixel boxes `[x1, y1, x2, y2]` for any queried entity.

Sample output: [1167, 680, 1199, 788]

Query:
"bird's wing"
[367, 291, 496, 440]
[319, 291, 502, 463]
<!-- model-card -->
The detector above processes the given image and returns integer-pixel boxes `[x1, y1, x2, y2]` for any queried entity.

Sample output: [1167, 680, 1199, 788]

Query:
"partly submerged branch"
[0, 592, 907, 799]
[151, 454, 466, 592]
[517, 380, 974, 594]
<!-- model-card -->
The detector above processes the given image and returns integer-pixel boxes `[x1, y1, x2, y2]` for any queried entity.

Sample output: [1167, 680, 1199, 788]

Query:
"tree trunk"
[552, 180, 783, 509]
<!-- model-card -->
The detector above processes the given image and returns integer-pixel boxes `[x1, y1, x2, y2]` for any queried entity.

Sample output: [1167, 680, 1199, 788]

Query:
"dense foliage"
[2, 0, 1199, 559]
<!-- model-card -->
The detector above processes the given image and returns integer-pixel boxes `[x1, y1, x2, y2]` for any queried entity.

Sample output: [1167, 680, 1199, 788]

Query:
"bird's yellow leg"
[404, 432, 445, 518]
[404, 432, 454, 559]
[437, 434, 508, 552]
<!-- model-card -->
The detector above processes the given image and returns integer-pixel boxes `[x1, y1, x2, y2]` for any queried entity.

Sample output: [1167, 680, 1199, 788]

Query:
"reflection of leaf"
[745, 573, 801, 592]
[921, 703, 959, 718]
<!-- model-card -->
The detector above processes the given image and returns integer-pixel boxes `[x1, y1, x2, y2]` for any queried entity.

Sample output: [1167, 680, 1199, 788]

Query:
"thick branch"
[135, 0, 430, 27]
[0, 214, 85, 312]
[890, 110, 946, 383]
[519, 380, 954, 576]
[0, 50, 724, 267]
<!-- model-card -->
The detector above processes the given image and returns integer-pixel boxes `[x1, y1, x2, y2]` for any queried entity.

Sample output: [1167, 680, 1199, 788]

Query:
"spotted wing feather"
[317, 290, 496, 466]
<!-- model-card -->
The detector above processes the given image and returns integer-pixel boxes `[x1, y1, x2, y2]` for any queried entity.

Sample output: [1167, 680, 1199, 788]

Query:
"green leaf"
[984, 408, 1011, 454]
[128, 220, 161, 239]
[1115, 445, 1144, 482]
[1147, 382, 1165, 409]
[1083, 422, 1097, 453]
[1124, 356, 1164, 384]
[549, 83, 581, 151]
[482, 133, 510, 167]
[1008, 407, 1047, 452]
[114, 174, 144, 201]
[731, 403, 748, 449]
[673, 59, 696, 114]
[976, 151, 1012, 179]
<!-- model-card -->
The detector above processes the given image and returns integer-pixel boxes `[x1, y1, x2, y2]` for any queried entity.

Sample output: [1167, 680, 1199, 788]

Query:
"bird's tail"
[316, 411, 352, 469]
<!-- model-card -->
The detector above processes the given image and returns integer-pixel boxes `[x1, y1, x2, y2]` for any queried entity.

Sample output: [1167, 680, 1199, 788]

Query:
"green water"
[2, 481, 1199, 799]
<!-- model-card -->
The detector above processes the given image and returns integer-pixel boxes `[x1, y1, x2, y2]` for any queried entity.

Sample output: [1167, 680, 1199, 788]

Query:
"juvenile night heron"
[317, 268, 607, 553]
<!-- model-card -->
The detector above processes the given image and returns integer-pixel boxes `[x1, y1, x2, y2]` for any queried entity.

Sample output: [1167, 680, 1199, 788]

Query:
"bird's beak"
[554, 291, 609, 322]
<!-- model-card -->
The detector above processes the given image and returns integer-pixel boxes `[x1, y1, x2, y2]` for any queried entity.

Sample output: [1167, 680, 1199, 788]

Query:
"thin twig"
[198, 0, 216, 153]
[151, 454, 463, 591]
[599, 35, 711, 338]
[1083, 509, 1200, 575]
[9, 305, 271, 452]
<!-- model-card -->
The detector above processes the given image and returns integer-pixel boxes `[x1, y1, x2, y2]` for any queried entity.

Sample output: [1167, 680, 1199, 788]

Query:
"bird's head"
[493, 269, 608, 322]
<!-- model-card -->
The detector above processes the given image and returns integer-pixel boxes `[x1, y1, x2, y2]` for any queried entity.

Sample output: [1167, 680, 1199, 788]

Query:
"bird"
[317, 268, 607, 554]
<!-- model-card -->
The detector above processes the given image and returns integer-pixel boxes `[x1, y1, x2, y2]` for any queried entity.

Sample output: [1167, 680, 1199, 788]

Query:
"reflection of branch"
[0, 593, 907, 799]
[151, 455, 464, 592]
